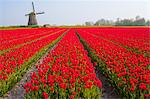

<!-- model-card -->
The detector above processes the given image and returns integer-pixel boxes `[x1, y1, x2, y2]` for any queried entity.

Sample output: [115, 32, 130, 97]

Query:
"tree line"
[85, 16, 150, 26]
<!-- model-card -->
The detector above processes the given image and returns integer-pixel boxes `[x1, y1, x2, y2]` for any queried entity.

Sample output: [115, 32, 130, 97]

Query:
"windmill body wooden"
[25, 2, 44, 25]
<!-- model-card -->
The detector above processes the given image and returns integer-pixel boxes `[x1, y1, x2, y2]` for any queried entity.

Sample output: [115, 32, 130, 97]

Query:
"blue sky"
[0, 0, 150, 26]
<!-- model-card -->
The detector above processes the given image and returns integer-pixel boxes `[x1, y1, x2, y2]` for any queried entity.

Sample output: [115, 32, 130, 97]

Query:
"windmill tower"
[25, 2, 44, 26]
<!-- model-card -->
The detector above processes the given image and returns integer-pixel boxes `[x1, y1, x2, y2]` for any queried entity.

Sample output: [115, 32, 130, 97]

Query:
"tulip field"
[0, 27, 150, 98]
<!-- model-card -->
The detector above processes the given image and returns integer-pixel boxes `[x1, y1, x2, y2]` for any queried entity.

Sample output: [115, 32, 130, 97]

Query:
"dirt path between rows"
[95, 68, 121, 99]
[2, 43, 58, 99]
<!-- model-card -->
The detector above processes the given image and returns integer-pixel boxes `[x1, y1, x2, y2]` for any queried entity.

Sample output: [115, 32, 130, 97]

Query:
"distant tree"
[84, 16, 148, 26]
[134, 17, 146, 26]
[121, 19, 133, 26]
[95, 19, 104, 26]
[135, 15, 141, 20]
[115, 16, 147, 26]
[94, 19, 113, 26]
[85, 21, 94, 26]
[146, 20, 150, 26]
[115, 18, 120, 26]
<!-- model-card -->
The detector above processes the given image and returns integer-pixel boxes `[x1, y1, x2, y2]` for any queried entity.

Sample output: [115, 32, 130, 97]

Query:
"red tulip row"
[77, 29, 150, 98]
[0, 28, 67, 96]
[0, 28, 63, 50]
[0, 29, 66, 56]
[0, 28, 56, 42]
[0, 28, 44, 43]
[80, 27, 150, 56]
[24, 29, 102, 99]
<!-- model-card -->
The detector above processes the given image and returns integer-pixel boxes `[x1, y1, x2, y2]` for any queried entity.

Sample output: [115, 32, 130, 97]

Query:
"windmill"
[25, 2, 44, 26]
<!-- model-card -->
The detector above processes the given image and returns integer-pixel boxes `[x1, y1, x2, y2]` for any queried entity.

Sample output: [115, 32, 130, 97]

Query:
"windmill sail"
[32, 2, 35, 12]
[25, 14, 30, 16]
[36, 12, 45, 15]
